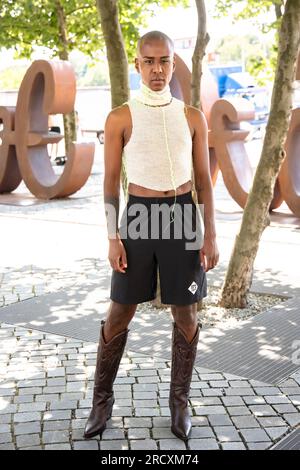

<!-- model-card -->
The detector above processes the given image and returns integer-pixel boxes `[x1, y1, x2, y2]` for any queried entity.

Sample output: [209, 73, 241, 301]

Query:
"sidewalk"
[0, 139, 300, 450]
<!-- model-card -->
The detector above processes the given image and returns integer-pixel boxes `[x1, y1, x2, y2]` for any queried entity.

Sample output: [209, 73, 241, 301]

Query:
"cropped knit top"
[122, 83, 193, 192]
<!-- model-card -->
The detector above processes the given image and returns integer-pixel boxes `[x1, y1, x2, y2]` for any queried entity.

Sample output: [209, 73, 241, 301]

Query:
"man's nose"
[152, 62, 163, 73]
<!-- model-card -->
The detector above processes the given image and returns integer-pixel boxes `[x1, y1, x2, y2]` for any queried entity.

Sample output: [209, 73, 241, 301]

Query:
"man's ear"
[134, 58, 140, 73]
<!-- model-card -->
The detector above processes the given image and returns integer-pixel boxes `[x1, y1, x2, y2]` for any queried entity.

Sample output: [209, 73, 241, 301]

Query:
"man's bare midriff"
[128, 180, 192, 197]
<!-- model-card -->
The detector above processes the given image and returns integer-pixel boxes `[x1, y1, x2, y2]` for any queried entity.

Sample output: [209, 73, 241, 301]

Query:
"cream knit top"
[122, 92, 193, 192]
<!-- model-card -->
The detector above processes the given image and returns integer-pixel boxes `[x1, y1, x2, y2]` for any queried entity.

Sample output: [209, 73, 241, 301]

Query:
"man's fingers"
[200, 250, 207, 271]
[121, 247, 127, 269]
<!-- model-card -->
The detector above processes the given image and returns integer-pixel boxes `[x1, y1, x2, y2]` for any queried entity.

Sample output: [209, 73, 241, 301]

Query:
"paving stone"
[130, 439, 157, 450]
[46, 369, 66, 378]
[19, 387, 43, 396]
[43, 411, 72, 421]
[221, 397, 244, 407]
[133, 384, 158, 392]
[16, 434, 40, 448]
[152, 417, 170, 428]
[253, 387, 282, 396]
[221, 442, 246, 450]
[193, 406, 227, 416]
[228, 381, 251, 388]
[190, 397, 222, 407]
[283, 413, 300, 426]
[101, 428, 125, 440]
[190, 427, 215, 439]
[73, 440, 99, 450]
[199, 374, 224, 381]
[0, 414, 11, 424]
[35, 394, 59, 402]
[128, 428, 151, 440]
[240, 428, 271, 443]
[264, 395, 291, 404]
[201, 389, 225, 397]
[190, 416, 210, 427]
[111, 407, 132, 417]
[100, 440, 129, 450]
[265, 427, 288, 440]
[207, 415, 233, 427]
[44, 444, 71, 450]
[189, 439, 219, 450]
[231, 416, 260, 429]
[0, 424, 10, 433]
[14, 422, 41, 435]
[227, 406, 251, 416]
[0, 443, 15, 450]
[0, 434, 12, 444]
[49, 400, 77, 410]
[247, 442, 271, 450]
[160, 408, 171, 417]
[134, 392, 157, 400]
[214, 426, 241, 442]
[152, 427, 175, 439]
[272, 404, 298, 414]
[242, 396, 266, 405]
[14, 412, 41, 423]
[225, 388, 255, 396]
[133, 400, 158, 408]
[137, 376, 159, 384]
[43, 420, 70, 431]
[0, 404, 17, 414]
[42, 430, 70, 444]
[14, 396, 34, 404]
[249, 405, 277, 416]
[124, 417, 152, 429]
[257, 416, 287, 427]
[288, 395, 300, 406]
[159, 439, 186, 450]
[135, 408, 160, 417]
[18, 403, 46, 413]
[71, 419, 87, 430]
[209, 381, 229, 388]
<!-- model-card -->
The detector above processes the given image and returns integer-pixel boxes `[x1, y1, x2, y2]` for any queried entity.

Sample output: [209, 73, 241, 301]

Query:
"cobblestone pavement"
[1, 322, 300, 451]
[1, 140, 300, 450]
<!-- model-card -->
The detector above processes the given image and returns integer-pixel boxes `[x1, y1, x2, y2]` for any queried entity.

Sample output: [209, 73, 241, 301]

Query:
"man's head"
[135, 31, 175, 91]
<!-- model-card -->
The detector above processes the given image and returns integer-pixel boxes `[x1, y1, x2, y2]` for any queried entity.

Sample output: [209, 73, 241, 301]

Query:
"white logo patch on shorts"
[188, 281, 198, 295]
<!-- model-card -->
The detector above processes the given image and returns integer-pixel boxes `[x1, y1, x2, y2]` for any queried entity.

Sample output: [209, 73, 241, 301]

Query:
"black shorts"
[110, 190, 207, 305]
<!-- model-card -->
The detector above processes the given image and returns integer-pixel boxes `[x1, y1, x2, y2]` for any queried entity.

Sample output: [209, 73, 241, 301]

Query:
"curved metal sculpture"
[170, 52, 291, 213]
[0, 60, 94, 199]
[278, 108, 300, 216]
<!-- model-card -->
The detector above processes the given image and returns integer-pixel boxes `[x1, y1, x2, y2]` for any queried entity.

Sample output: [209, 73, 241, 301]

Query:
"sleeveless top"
[122, 96, 193, 192]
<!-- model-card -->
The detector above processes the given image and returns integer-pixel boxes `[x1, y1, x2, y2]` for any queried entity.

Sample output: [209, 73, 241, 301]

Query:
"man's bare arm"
[103, 108, 124, 240]
[190, 107, 219, 270]
[190, 108, 216, 236]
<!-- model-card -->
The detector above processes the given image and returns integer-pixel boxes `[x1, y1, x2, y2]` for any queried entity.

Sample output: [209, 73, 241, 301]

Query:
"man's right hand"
[108, 236, 128, 273]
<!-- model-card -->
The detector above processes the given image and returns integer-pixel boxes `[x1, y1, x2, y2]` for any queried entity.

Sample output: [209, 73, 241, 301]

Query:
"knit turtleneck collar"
[135, 81, 172, 106]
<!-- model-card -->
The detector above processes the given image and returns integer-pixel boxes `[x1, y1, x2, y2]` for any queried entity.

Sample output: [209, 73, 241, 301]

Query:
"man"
[84, 30, 219, 442]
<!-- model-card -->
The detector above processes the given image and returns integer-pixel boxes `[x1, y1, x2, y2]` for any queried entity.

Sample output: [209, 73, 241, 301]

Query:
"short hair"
[137, 31, 174, 57]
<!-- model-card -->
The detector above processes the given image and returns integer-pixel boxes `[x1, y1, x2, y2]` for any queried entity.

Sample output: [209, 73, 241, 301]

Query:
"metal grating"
[1, 281, 300, 384]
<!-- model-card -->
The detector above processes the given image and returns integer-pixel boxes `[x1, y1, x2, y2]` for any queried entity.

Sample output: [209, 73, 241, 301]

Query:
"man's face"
[135, 39, 175, 91]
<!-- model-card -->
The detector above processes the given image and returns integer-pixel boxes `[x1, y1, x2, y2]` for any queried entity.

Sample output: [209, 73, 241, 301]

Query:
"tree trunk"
[191, 0, 210, 312]
[96, 0, 129, 196]
[55, 0, 77, 156]
[220, 0, 300, 308]
[191, 0, 210, 110]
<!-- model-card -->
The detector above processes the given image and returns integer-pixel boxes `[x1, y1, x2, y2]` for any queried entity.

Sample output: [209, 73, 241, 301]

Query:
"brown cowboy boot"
[84, 320, 129, 439]
[169, 321, 202, 441]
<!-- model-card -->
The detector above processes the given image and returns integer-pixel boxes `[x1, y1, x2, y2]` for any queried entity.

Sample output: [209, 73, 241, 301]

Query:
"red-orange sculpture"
[171, 52, 299, 215]
[0, 60, 94, 199]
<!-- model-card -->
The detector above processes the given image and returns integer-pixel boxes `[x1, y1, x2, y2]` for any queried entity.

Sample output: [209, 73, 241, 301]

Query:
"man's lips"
[152, 79, 164, 82]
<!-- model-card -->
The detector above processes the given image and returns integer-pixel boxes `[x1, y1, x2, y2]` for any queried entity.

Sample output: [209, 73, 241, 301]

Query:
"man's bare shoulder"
[185, 105, 208, 132]
[106, 102, 130, 122]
